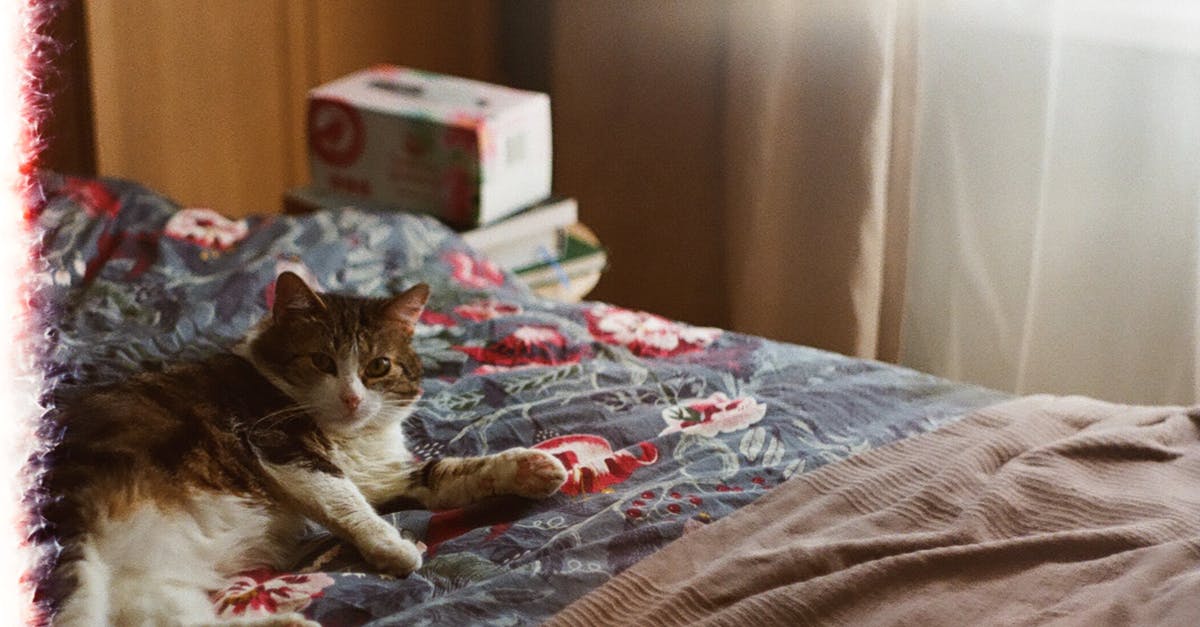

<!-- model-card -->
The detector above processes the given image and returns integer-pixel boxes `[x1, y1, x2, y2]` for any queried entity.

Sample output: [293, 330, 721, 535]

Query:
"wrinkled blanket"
[32, 175, 1007, 625]
[549, 395, 1200, 627]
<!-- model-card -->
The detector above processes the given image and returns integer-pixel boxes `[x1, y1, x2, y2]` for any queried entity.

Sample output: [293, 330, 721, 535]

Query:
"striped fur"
[37, 273, 567, 626]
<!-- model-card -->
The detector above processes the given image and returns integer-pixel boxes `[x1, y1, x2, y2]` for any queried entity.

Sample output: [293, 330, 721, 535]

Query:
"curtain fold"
[723, 0, 915, 359]
[552, 0, 1199, 404]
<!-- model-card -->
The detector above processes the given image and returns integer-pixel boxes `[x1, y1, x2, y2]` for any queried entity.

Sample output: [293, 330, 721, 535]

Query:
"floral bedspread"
[32, 176, 1008, 626]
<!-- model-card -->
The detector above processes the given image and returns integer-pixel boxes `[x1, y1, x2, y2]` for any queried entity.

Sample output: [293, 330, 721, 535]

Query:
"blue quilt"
[32, 175, 1008, 626]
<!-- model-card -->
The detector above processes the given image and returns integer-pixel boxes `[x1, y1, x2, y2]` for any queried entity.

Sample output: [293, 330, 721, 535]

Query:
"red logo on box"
[308, 99, 365, 167]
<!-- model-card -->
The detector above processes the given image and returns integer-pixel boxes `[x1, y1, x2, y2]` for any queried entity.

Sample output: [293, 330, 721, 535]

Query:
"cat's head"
[243, 271, 429, 435]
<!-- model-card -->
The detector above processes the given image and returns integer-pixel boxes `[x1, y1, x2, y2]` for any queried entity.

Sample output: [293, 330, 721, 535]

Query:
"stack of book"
[283, 187, 607, 300]
[506, 221, 607, 301]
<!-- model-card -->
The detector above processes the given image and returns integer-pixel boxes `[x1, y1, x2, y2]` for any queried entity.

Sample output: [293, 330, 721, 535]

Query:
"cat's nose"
[342, 393, 362, 412]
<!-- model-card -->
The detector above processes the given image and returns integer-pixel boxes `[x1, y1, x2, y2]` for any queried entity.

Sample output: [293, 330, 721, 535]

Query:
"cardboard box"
[307, 66, 552, 227]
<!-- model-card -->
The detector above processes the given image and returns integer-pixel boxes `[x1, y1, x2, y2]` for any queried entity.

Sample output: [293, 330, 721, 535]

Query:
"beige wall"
[86, 0, 499, 218]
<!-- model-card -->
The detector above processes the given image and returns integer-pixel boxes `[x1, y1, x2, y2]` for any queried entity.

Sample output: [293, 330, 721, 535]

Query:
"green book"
[514, 227, 607, 288]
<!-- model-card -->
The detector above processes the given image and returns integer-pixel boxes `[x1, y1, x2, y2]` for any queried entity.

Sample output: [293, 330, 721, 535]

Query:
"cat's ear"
[384, 283, 430, 333]
[273, 271, 326, 319]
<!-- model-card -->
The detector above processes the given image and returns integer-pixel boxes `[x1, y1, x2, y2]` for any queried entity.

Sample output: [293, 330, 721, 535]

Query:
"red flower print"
[64, 177, 120, 219]
[533, 434, 658, 496]
[454, 325, 585, 373]
[81, 228, 159, 285]
[416, 310, 456, 338]
[164, 208, 249, 250]
[660, 392, 767, 437]
[424, 506, 519, 556]
[446, 251, 505, 289]
[454, 299, 522, 322]
[585, 304, 721, 357]
[419, 309, 457, 329]
[212, 569, 334, 619]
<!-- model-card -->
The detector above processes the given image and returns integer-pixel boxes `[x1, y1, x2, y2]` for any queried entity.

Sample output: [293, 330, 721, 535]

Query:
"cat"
[37, 271, 568, 626]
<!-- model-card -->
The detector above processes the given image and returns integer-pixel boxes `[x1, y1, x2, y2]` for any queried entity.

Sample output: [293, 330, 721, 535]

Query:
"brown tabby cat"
[40, 272, 568, 626]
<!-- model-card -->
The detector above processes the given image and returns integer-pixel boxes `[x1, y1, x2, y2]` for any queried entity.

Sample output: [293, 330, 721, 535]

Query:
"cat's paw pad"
[505, 448, 568, 498]
[361, 536, 423, 578]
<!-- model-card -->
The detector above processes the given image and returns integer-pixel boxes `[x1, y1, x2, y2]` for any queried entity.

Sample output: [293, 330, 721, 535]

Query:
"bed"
[31, 174, 1017, 625]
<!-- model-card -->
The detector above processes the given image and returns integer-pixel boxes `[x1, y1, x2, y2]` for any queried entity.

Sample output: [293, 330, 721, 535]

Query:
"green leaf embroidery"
[665, 406, 704, 424]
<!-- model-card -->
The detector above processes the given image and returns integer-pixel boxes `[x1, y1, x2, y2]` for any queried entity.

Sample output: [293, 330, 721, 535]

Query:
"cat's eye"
[365, 357, 391, 378]
[309, 353, 337, 375]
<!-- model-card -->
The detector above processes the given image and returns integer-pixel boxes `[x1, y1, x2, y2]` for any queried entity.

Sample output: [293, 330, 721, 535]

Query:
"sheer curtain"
[551, 1, 1200, 404]
[552, 1, 915, 356]
[901, 1, 1200, 404]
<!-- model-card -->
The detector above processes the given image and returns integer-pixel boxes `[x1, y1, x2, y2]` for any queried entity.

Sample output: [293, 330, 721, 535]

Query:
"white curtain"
[901, 0, 1200, 404]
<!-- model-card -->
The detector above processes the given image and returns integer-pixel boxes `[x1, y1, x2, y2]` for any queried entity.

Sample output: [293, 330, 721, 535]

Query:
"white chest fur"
[61, 493, 307, 627]
[329, 420, 414, 506]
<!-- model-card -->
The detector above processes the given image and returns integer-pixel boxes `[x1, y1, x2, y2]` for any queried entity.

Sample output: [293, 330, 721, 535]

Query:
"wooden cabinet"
[85, 0, 499, 218]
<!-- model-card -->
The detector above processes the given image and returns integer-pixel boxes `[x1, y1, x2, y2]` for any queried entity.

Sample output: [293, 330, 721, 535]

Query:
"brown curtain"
[552, 1, 917, 360]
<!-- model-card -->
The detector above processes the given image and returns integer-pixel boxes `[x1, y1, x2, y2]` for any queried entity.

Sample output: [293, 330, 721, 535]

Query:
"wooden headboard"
[52, 1, 538, 218]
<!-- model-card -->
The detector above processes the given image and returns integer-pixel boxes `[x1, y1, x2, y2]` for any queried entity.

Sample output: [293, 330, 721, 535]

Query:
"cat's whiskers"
[48, 276, 440, 625]
[375, 399, 420, 423]
[379, 399, 417, 411]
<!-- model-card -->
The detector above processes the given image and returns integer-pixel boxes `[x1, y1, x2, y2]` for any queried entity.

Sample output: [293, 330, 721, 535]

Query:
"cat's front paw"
[503, 448, 568, 499]
[360, 535, 423, 577]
